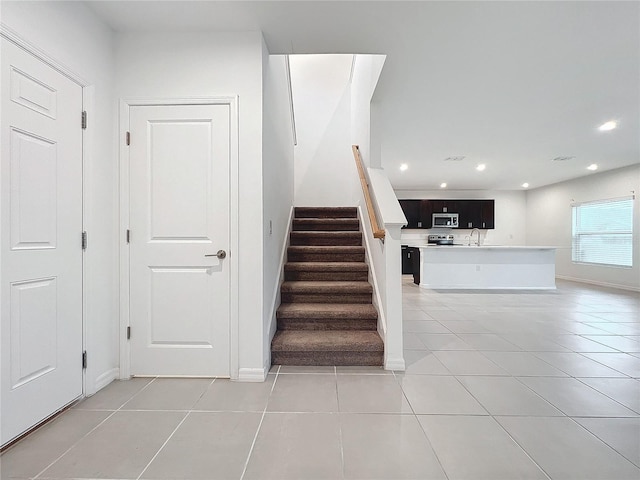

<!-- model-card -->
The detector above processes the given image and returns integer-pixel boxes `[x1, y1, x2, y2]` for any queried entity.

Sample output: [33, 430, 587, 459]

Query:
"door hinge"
[82, 351, 87, 369]
[81, 231, 88, 250]
[126, 229, 130, 244]
[126, 131, 130, 146]
[127, 326, 131, 340]
[81, 111, 87, 129]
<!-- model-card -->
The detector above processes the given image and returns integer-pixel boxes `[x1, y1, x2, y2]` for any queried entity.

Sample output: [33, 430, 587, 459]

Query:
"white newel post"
[383, 224, 406, 370]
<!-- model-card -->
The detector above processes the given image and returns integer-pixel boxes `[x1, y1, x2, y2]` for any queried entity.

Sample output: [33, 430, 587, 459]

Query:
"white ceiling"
[86, 0, 640, 191]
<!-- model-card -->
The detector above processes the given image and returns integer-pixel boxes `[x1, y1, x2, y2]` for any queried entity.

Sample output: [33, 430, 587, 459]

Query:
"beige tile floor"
[2, 278, 639, 479]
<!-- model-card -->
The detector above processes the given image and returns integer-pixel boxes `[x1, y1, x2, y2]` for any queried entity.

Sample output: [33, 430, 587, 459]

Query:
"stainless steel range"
[428, 234, 454, 245]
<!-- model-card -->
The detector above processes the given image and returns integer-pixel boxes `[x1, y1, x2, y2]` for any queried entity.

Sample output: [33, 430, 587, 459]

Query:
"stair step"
[281, 281, 372, 304]
[271, 330, 383, 366]
[292, 218, 360, 231]
[273, 207, 383, 368]
[284, 262, 369, 281]
[277, 303, 378, 330]
[294, 207, 358, 219]
[287, 246, 365, 263]
[290, 231, 362, 246]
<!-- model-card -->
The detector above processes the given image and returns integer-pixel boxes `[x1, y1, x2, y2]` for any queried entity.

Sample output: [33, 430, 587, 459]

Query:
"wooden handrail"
[352, 145, 385, 239]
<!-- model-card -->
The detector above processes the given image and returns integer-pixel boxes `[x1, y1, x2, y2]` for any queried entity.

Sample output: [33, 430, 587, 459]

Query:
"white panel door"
[1, 39, 83, 445]
[129, 105, 230, 376]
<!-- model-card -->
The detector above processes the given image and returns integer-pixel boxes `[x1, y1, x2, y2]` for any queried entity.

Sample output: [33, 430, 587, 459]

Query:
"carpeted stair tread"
[284, 262, 369, 281]
[293, 218, 360, 231]
[277, 302, 378, 330]
[277, 303, 378, 319]
[288, 245, 365, 254]
[290, 231, 362, 246]
[285, 262, 369, 272]
[273, 206, 383, 366]
[272, 330, 383, 352]
[287, 250, 365, 262]
[294, 207, 357, 218]
[281, 281, 372, 294]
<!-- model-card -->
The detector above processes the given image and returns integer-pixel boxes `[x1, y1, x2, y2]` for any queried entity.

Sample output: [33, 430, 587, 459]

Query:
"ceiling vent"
[444, 156, 465, 161]
[552, 156, 575, 162]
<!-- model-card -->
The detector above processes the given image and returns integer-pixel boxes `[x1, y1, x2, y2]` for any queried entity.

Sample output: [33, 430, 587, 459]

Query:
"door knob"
[205, 250, 226, 259]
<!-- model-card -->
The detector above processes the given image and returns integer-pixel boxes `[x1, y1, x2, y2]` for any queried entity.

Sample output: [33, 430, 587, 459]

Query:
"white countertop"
[408, 244, 556, 250]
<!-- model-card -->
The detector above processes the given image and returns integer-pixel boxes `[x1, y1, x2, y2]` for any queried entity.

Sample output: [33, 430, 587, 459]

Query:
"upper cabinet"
[399, 198, 495, 229]
[398, 200, 422, 228]
[458, 201, 481, 229]
[480, 199, 495, 229]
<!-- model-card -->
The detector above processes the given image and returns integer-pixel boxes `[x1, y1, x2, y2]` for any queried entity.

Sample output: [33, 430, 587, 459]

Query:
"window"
[572, 197, 634, 267]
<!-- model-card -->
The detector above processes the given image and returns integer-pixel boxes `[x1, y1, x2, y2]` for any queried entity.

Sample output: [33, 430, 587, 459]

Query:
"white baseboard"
[556, 275, 640, 293]
[238, 367, 268, 382]
[266, 206, 294, 346]
[385, 357, 405, 371]
[93, 368, 119, 393]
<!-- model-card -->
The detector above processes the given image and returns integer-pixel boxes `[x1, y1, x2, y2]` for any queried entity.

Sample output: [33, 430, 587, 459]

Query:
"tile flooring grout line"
[392, 370, 452, 480]
[491, 414, 554, 480]
[135, 411, 191, 480]
[31, 378, 159, 479]
[574, 351, 635, 378]
[115, 376, 158, 410]
[131, 377, 218, 480]
[572, 377, 640, 414]
[239, 365, 280, 480]
[454, 373, 566, 417]
[568, 416, 640, 469]
[31, 409, 120, 479]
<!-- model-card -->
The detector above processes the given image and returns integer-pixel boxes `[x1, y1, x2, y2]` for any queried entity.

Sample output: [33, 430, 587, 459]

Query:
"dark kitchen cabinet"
[400, 200, 431, 228]
[399, 198, 495, 230]
[480, 199, 495, 229]
[401, 245, 413, 274]
[399, 200, 421, 229]
[451, 199, 495, 229]
[429, 200, 446, 214]
[411, 248, 421, 285]
[458, 201, 481, 229]
[419, 200, 433, 228]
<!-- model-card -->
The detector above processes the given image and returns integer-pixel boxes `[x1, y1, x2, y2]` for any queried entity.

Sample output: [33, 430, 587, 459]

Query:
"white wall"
[1, 1, 118, 394]
[114, 31, 267, 378]
[350, 55, 386, 167]
[395, 189, 527, 246]
[526, 164, 640, 291]
[262, 48, 295, 370]
[290, 54, 359, 206]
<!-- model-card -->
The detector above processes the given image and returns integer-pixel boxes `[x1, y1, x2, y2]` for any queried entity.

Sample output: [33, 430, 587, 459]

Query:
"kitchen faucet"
[470, 228, 480, 246]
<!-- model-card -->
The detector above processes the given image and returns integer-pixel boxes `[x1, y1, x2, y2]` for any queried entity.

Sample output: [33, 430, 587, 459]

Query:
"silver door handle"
[205, 250, 226, 259]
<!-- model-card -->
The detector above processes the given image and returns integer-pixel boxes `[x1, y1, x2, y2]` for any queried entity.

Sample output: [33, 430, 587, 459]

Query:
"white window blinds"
[572, 197, 634, 267]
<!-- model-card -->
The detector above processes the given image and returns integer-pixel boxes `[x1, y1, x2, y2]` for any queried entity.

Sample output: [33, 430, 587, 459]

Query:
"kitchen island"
[409, 245, 557, 290]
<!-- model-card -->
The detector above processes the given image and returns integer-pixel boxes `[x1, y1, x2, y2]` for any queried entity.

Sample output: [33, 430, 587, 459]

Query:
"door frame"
[118, 97, 239, 380]
[0, 24, 88, 406]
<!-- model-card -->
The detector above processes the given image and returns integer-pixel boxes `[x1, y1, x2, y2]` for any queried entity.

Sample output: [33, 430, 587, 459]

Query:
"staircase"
[271, 207, 384, 366]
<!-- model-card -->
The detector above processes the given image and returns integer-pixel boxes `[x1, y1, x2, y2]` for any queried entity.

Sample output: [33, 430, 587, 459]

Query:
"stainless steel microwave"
[432, 213, 459, 228]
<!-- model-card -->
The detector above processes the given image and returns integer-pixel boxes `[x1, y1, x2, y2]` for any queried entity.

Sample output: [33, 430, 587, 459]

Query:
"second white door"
[129, 104, 230, 377]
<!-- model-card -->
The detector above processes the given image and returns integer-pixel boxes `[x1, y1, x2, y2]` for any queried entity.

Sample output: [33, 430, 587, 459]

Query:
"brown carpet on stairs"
[271, 207, 384, 366]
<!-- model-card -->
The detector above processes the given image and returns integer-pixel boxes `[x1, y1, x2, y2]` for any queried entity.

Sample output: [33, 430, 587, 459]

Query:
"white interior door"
[1, 39, 83, 445]
[129, 104, 230, 377]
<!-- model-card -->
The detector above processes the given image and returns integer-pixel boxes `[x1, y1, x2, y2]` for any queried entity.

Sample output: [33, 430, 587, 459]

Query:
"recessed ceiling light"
[476, 164, 486, 171]
[440, 183, 447, 188]
[587, 164, 598, 171]
[400, 164, 408, 171]
[522, 183, 529, 188]
[598, 121, 617, 131]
